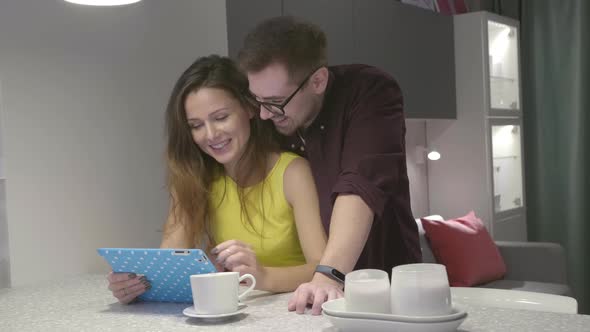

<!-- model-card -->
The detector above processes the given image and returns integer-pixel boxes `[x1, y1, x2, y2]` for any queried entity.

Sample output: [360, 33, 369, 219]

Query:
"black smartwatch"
[315, 265, 345, 283]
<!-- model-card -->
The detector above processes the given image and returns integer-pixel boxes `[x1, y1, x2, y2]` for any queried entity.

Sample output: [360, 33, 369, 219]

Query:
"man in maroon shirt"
[238, 16, 421, 315]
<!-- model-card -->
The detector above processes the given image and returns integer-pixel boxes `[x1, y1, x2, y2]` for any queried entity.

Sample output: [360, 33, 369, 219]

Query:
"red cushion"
[421, 211, 506, 287]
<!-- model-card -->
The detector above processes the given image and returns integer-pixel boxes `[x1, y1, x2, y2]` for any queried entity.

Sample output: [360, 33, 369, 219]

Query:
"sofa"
[416, 216, 571, 296]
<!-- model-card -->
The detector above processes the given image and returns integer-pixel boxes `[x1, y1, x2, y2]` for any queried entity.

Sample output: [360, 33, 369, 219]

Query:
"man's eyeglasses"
[255, 67, 322, 116]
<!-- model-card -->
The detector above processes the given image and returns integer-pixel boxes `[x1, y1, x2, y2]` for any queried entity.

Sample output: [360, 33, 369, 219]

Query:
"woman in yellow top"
[106, 55, 327, 304]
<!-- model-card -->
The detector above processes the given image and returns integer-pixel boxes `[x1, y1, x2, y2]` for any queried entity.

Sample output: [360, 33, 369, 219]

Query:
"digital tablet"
[97, 248, 217, 303]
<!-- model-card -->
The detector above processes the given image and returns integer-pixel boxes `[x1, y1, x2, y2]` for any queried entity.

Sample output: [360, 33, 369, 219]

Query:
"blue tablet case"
[97, 248, 217, 303]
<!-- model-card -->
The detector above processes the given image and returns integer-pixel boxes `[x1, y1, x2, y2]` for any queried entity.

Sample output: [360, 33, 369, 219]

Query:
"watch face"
[316, 265, 345, 283]
[332, 269, 345, 282]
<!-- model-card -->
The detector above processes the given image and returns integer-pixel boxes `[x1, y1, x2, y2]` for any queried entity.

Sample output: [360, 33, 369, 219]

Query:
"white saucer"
[322, 298, 467, 323]
[323, 311, 466, 332]
[183, 304, 247, 319]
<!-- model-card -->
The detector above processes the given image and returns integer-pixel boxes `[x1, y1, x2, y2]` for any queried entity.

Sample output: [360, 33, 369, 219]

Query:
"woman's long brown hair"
[164, 55, 279, 250]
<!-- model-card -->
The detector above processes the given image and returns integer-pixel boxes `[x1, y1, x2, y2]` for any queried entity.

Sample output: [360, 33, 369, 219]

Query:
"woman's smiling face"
[185, 87, 252, 171]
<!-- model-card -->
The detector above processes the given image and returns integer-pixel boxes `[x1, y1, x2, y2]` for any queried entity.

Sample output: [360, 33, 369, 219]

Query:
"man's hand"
[288, 273, 344, 315]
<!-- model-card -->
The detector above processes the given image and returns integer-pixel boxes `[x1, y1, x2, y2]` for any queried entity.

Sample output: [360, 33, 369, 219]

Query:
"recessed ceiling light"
[64, 0, 142, 6]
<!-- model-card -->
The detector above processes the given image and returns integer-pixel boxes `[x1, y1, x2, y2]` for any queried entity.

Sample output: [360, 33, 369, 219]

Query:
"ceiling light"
[64, 0, 142, 6]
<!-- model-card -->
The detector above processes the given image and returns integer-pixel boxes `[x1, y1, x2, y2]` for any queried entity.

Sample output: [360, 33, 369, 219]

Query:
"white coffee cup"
[190, 272, 256, 315]
[345, 269, 391, 313]
[390, 263, 452, 317]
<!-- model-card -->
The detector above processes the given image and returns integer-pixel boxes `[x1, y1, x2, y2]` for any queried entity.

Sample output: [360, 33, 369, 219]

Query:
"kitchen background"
[0, 0, 587, 315]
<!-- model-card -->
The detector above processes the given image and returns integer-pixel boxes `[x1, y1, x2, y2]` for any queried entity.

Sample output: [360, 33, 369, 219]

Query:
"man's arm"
[288, 194, 374, 315]
[289, 68, 407, 315]
[317, 194, 373, 274]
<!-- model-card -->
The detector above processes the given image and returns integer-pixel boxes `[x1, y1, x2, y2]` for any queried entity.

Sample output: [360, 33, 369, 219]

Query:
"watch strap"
[315, 264, 345, 283]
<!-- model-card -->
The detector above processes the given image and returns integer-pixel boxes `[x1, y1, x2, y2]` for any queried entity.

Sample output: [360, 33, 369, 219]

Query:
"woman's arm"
[161, 196, 225, 271]
[160, 196, 192, 248]
[106, 196, 191, 304]
[262, 157, 327, 292]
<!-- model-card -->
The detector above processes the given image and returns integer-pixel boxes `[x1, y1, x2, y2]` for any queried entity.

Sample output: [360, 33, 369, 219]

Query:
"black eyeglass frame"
[255, 67, 323, 116]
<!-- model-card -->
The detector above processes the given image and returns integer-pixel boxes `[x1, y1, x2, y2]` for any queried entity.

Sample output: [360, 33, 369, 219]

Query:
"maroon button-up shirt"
[282, 64, 422, 273]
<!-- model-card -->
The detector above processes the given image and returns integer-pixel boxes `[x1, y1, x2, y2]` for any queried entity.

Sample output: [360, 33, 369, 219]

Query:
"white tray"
[322, 298, 467, 323]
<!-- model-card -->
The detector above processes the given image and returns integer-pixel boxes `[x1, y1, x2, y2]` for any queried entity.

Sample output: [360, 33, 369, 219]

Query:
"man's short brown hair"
[238, 16, 327, 83]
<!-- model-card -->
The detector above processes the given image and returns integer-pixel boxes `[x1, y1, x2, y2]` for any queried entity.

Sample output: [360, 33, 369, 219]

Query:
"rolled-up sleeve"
[330, 78, 406, 219]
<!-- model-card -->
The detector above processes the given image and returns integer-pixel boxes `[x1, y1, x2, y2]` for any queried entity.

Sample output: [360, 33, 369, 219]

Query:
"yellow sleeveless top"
[210, 152, 306, 267]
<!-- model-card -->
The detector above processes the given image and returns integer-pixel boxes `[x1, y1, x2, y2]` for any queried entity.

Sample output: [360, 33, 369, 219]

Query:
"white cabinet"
[487, 20, 521, 113]
[490, 120, 524, 213]
[427, 12, 526, 241]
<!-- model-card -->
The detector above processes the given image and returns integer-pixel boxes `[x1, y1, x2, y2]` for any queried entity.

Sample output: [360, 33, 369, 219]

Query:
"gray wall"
[0, 0, 227, 287]
[0, 180, 9, 288]
[0, 78, 9, 288]
[406, 121, 430, 219]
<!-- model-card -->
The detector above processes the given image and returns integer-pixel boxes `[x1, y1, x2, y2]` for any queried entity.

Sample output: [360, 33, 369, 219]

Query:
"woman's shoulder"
[280, 153, 314, 204]
[274, 151, 308, 173]
[280, 152, 311, 179]
[278, 151, 305, 165]
[265, 152, 310, 189]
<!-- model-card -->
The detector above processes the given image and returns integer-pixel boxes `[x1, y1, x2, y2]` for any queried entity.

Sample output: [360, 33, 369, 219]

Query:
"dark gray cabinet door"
[226, 0, 282, 60]
[226, 0, 456, 118]
[283, 0, 353, 65]
[353, 0, 456, 119]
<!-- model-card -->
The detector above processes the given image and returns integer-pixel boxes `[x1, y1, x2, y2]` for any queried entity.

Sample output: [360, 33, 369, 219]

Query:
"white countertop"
[0, 274, 589, 331]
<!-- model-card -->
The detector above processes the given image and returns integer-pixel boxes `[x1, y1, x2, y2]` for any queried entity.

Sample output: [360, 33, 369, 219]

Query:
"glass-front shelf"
[488, 20, 520, 111]
[491, 124, 523, 213]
